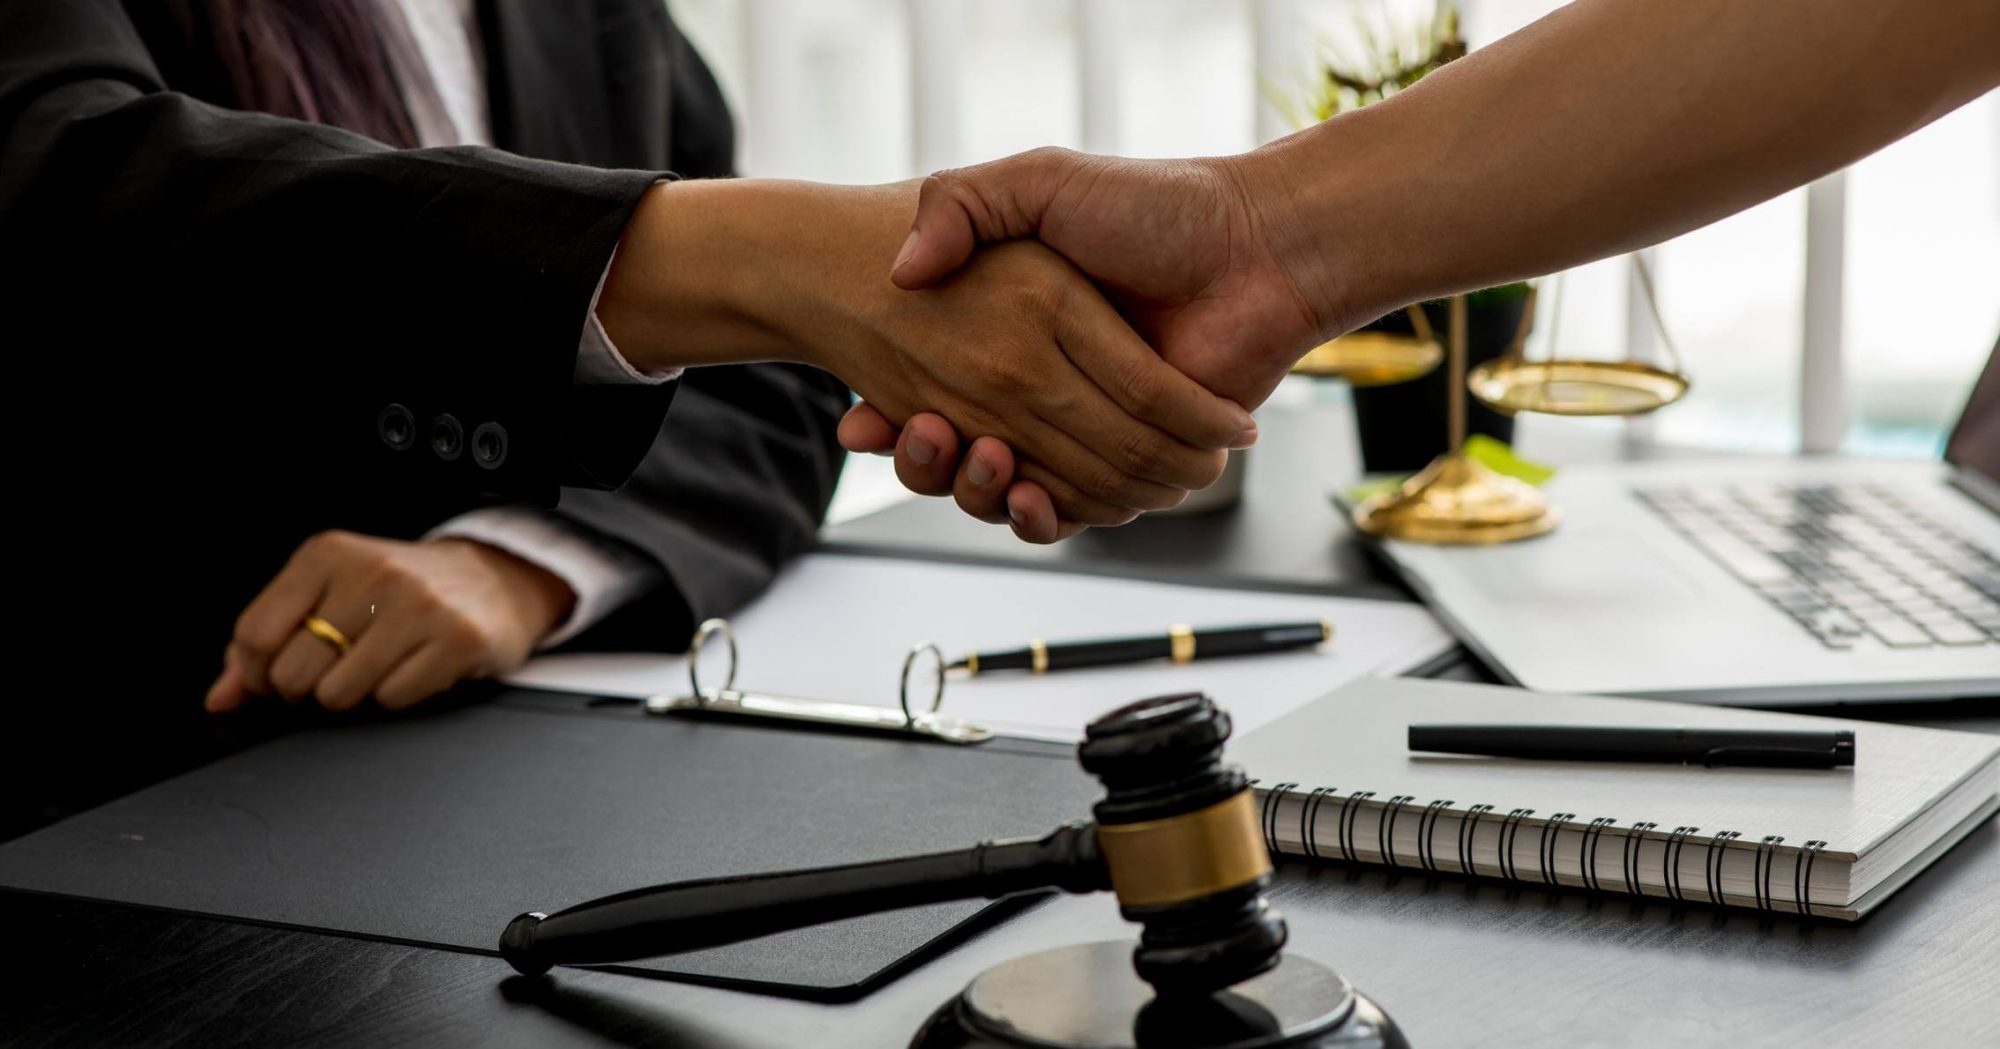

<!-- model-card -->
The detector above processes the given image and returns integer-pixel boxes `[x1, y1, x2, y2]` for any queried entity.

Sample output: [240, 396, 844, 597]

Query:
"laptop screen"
[1946, 335, 1999, 483]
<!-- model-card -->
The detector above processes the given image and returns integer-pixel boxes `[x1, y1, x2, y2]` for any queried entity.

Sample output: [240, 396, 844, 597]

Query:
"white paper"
[507, 553, 1457, 742]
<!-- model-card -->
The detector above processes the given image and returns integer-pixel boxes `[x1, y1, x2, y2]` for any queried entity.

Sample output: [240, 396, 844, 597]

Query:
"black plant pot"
[1350, 295, 1530, 474]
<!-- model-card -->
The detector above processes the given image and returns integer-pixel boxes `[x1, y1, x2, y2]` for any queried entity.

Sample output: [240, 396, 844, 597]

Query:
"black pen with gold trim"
[949, 621, 1333, 676]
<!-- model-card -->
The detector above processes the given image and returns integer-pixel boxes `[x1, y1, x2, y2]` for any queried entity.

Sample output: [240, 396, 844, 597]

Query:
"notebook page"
[507, 553, 1456, 743]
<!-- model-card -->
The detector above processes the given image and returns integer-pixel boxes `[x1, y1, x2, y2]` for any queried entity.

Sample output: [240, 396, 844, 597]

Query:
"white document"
[507, 553, 1457, 742]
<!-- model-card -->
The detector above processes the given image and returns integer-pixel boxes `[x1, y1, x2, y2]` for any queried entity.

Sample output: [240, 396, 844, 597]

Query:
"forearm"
[1250, 0, 2000, 332]
[596, 179, 916, 373]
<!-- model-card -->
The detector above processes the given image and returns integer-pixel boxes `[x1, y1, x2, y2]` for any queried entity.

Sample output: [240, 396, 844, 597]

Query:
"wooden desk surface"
[7, 404, 1997, 1048]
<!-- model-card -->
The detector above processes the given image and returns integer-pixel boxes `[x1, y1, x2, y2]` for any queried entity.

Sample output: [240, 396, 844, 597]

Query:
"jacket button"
[430, 414, 464, 460]
[377, 404, 415, 451]
[472, 422, 509, 470]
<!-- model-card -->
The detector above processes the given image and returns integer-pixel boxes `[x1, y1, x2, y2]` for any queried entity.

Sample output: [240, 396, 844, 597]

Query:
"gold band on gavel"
[1030, 639, 1049, 675]
[1095, 791, 1271, 909]
[1168, 624, 1195, 665]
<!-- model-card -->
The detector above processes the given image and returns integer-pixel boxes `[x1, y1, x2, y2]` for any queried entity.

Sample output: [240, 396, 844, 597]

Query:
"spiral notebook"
[1234, 679, 2000, 920]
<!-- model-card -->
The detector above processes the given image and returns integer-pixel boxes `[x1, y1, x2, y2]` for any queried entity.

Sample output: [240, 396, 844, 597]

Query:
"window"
[668, 0, 1998, 518]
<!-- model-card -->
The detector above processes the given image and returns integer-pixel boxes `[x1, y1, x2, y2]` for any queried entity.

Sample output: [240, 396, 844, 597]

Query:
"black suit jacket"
[0, 0, 848, 833]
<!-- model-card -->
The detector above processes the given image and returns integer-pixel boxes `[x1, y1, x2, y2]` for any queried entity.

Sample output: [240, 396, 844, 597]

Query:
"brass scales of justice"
[1294, 257, 1690, 544]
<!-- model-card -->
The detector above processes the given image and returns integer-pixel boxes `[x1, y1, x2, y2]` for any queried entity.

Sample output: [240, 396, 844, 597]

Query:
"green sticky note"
[1340, 438, 1556, 507]
[1463, 435, 1557, 486]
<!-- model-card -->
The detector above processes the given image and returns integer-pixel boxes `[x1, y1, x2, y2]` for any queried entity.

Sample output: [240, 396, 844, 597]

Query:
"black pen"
[1407, 724, 1856, 769]
[951, 621, 1332, 676]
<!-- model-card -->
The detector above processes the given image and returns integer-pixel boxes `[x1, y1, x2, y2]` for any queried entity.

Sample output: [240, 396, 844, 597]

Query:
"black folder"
[0, 689, 1099, 1000]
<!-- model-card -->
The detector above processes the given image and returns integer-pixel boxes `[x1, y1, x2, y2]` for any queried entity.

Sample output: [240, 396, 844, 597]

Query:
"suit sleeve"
[547, 362, 853, 652]
[0, 0, 676, 502]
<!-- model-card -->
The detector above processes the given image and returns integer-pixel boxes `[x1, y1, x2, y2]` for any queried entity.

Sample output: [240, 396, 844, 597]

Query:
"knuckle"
[1115, 430, 1171, 480]
[364, 561, 411, 595]
[302, 530, 356, 560]
[921, 168, 969, 206]
[1022, 145, 1077, 169]
[314, 677, 359, 712]
[1083, 463, 1147, 509]
[234, 613, 283, 655]
[1117, 360, 1167, 418]
[1015, 276, 1066, 323]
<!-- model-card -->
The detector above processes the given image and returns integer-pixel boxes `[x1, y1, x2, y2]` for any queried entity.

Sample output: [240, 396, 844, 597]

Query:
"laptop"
[1375, 337, 2000, 705]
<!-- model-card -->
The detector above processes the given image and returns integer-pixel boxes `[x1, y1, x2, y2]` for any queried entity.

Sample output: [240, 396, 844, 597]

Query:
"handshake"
[600, 145, 1359, 545]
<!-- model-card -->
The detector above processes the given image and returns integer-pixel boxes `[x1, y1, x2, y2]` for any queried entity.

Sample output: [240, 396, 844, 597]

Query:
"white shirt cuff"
[575, 214, 681, 384]
[428, 507, 659, 648]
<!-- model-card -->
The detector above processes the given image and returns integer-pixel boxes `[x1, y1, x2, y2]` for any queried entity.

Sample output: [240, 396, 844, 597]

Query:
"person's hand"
[204, 532, 575, 714]
[841, 147, 1335, 536]
[598, 179, 1258, 536]
[893, 148, 1333, 408]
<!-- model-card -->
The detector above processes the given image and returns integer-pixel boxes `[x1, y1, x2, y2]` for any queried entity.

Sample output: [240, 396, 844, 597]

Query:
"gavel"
[500, 691, 1288, 996]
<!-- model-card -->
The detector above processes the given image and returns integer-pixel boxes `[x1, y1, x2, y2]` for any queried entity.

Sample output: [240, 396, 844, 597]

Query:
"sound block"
[910, 941, 1408, 1048]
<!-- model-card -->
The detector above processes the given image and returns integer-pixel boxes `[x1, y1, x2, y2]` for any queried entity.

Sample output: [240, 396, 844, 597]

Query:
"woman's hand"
[204, 532, 575, 714]
[595, 179, 1256, 534]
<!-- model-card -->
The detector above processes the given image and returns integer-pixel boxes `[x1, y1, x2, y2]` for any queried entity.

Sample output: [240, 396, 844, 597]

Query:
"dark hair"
[163, 0, 423, 148]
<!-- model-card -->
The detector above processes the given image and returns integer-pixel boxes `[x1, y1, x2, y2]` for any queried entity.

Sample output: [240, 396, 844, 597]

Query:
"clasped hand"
[837, 148, 1333, 542]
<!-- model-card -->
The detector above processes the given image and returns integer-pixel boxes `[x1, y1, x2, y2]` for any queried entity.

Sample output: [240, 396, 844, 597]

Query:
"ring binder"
[643, 619, 995, 744]
[1706, 831, 1741, 906]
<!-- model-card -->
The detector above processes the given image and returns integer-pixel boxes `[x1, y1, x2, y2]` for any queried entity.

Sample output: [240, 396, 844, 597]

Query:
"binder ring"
[1380, 795, 1415, 869]
[658, 620, 992, 744]
[687, 618, 740, 705]
[1302, 786, 1336, 861]
[899, 641, 947, 726]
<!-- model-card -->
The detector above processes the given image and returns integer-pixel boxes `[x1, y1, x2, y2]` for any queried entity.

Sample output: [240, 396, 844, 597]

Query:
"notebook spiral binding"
[1254, 781, 1830, 917]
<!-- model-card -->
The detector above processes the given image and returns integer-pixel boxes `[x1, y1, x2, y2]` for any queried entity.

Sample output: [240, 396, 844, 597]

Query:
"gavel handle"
[500, 821, 1106, 975]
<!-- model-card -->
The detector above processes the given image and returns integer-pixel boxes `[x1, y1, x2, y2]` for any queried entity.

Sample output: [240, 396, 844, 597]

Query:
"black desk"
[8, 405, 1998, 1047]
[821, 403, 1678, 598]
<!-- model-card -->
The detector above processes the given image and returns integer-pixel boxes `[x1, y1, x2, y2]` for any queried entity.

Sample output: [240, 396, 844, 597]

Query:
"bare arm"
[1261, 0, 2000, 336]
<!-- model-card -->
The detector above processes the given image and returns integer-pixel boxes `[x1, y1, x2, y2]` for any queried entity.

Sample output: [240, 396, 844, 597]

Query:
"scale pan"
[1467, 358, 1689, 416]
[1292, 331, 1443, 387]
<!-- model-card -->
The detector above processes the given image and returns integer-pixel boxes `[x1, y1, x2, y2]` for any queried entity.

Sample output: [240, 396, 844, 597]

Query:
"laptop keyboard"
[1636, 483, 2000, 650]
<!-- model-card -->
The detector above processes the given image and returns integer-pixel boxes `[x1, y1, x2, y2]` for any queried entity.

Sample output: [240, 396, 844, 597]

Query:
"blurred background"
[664, 0, 1999, 519]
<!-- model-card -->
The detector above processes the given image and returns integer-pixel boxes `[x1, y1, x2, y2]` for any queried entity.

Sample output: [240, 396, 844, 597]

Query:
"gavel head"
[1078, 692, 1287, 997]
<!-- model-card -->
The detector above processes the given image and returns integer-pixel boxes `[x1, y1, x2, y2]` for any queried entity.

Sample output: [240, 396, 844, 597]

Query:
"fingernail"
[891, 228, 920, 275]
[1229, 421, 1259, 450]
[906, 432, 937, 465]
[1009, 504, 1028, 530]
[966, 454, 996, 486]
